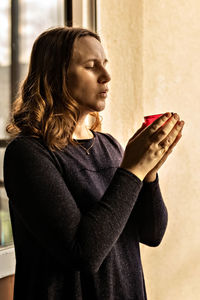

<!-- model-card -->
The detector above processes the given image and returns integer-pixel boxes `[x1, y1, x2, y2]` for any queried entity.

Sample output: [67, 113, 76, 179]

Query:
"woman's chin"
[95, 102, 106, 112]
[88, 100, 106, 112]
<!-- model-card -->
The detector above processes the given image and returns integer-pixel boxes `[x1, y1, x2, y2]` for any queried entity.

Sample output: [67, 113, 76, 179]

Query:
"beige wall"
[99, 0, 144, 143]
[99, 0, 200, 299]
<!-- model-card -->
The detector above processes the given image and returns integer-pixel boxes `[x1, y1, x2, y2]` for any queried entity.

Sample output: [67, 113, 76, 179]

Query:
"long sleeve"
[132, 173, 168, 247]
[3, 137, 143, 273]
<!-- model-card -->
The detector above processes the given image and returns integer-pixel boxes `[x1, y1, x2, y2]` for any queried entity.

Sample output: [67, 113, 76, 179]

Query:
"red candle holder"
[142, 112, 173, 128]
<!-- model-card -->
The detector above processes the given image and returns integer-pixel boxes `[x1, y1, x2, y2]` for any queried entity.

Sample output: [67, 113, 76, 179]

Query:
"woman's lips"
[98, 88, 109, 97]
[99, 92, 108, 97]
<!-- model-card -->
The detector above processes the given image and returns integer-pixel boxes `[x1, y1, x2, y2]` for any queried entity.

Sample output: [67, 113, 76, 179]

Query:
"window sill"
[0, 245, 15, 279]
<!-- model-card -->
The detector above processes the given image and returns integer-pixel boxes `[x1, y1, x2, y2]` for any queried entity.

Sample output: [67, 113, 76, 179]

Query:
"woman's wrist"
[144, 172, 157, 182]
[119, 164, 145, 181]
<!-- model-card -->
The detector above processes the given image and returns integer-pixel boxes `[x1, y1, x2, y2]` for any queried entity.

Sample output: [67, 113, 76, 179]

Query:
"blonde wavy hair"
[6, 26, 102, 151]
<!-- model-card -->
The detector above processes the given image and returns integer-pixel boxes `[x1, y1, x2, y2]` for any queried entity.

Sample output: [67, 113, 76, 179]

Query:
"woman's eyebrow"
[83, 58, 108, 64]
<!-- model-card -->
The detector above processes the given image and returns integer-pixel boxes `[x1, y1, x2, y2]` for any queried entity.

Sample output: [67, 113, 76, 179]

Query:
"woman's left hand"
[130, 120, 184, 182]
[144, 127, 183, 182]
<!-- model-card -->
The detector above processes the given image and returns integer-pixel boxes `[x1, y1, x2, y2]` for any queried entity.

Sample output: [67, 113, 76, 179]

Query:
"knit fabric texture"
[3, 130, 168, 300]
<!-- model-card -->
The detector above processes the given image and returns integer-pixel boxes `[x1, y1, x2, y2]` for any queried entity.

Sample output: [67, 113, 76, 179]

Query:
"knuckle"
[152, 123, 158, 130]
[172, 117, 178, 124]
[166, 138, 172, 144]
[155, 149, 163, 156]
[159, 143, 168, 153]
[153, 128, 166, 140]
[176, 122, 183, 130]
[148, 143, 155, 152]
[149, 123, 158, 133]
[160, 129, 166, 136]
[162, 115, 168, 121]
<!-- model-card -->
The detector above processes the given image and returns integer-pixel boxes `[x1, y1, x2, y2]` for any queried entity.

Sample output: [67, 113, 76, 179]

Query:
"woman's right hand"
[120, 112, 184, 181]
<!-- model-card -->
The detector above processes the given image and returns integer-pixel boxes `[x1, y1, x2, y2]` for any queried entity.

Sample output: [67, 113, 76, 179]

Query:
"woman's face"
[67, 36, 111, 113]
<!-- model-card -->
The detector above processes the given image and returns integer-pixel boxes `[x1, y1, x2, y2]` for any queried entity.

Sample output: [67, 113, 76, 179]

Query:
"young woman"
[3, 27, 184, 300]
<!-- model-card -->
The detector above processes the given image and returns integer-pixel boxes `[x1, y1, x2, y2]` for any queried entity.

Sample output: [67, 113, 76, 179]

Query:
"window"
[19, 0, 64, 83]
[0, 1, 11, 140]
[0, 0, 65, 248]
[0, 0, 12, 248]
[0, 0, 98, 249]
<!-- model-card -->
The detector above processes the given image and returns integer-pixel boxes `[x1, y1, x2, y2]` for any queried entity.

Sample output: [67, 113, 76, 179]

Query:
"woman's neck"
[72, 126, 93, 140]
[72, 113, 93, 139]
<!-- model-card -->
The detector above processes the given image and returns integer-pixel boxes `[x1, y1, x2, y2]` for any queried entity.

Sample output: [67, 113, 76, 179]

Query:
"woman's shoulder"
[6, 135, 43, 149]
[94, 130, 124, 155]
[4, 135, 59, 177]
[5, 135, 49, 160]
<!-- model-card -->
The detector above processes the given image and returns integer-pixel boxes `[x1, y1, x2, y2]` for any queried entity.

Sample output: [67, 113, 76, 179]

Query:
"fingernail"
[174, 114, 179, 120]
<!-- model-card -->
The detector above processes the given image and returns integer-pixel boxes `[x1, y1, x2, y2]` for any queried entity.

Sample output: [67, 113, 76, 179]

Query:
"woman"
[3, 27, 184, 299]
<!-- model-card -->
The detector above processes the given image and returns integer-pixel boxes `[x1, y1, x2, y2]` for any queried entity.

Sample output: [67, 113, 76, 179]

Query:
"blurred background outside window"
[0, 0, 64, 248]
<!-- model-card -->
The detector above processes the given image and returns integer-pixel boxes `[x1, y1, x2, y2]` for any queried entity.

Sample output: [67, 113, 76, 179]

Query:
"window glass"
[19, 0, 64, 80]
[0, 0, 64, 248]
[0, 0, 11, 139]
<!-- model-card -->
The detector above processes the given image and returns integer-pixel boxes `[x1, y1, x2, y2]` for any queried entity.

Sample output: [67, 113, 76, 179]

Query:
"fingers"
[163, 127, 183, 153]
[151, 129, 183, 173]
[159, 120, 184, 151]
[147, 112, 173, 135]
[130, 112, 172, 142]
[149, 113, 181, 144]
[128, 112, 184, 157]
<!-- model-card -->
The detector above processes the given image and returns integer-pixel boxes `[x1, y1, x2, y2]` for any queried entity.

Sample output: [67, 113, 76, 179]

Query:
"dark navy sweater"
[3, 130, 168, 299]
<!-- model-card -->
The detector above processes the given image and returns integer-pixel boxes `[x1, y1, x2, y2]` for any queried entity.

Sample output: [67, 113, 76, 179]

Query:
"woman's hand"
[144, 125, 183, 182]
[120, 112, 185, 181]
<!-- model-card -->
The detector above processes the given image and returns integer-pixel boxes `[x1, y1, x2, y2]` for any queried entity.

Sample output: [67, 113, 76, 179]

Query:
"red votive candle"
[142, 113, 173, 128]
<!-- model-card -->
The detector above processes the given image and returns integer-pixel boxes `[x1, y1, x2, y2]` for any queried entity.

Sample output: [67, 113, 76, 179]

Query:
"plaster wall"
[98, 0, 144, 145]
[99, 0, 200, 299]
[142, 2, 200, 299]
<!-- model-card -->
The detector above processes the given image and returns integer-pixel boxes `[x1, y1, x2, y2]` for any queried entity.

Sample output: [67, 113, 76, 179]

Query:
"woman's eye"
[85, 65, 94, 69]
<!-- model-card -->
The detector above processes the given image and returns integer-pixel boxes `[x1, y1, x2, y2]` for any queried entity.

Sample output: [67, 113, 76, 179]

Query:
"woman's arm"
[132, 174, 168, 246]
[104, 133, 168, 246]
[3, 137, 143, 273]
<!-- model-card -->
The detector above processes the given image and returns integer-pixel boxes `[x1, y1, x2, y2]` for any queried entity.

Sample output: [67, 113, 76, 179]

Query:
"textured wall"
[98, 0, 144, 146]
[142, 2, 200, 299]
[99, 0, 200, 299]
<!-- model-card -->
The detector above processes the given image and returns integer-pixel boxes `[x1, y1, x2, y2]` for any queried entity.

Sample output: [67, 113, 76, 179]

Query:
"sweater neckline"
[73, 129, 96, 142]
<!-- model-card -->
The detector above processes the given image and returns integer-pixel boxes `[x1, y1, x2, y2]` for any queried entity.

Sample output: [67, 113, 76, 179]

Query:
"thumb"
[129, 123, 146, 142]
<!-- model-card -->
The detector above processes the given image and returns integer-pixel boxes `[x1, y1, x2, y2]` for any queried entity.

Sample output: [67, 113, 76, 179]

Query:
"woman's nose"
[98, 68, 111, 83]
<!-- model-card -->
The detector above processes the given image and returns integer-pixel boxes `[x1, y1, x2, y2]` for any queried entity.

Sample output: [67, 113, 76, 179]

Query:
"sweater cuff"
[117, 167, 142, 185]
[143, 173, 159, 185]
